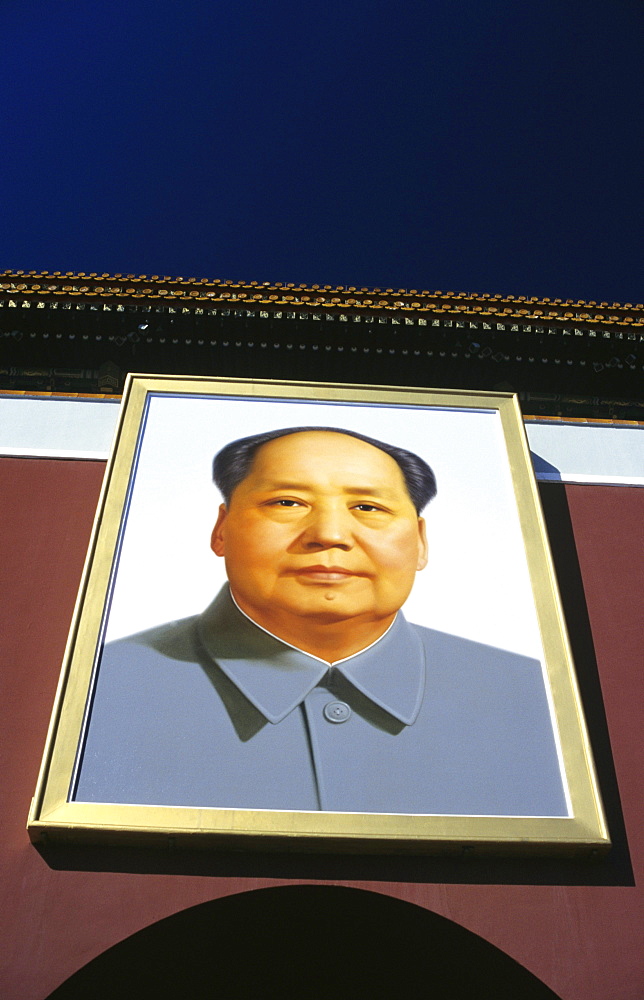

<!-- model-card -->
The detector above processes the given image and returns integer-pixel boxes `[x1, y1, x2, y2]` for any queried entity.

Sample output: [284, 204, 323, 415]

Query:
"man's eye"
[269, 499, 302, 507]
[353, 503, 383, 512]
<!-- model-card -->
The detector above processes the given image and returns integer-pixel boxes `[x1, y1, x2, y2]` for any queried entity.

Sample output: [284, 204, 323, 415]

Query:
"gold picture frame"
[29, 375, 608, 854]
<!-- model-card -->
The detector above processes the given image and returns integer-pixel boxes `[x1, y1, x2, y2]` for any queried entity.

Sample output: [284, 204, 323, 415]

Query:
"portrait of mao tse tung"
[74, 426, 568, 818]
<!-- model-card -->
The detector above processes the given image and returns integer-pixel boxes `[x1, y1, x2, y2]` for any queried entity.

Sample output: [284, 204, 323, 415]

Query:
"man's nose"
[301, 505, 354, 549]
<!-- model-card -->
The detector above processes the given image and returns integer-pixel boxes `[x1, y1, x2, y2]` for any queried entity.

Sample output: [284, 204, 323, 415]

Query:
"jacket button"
[323, 701, 351, 723]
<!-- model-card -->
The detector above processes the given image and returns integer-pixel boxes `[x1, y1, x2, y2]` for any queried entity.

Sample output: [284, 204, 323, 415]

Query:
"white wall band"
[1, 393, 642, 487]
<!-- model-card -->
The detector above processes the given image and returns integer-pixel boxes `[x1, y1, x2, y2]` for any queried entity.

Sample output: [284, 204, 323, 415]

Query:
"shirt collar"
[197, 586, 425, 727]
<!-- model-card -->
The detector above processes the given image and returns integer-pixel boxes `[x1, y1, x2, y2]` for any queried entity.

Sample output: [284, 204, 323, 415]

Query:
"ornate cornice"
[1, 270, 642, 329]
[1, 270, 642, 418]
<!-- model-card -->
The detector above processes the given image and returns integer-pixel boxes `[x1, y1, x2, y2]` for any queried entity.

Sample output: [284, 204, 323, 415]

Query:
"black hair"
[213, 427, 437, 513]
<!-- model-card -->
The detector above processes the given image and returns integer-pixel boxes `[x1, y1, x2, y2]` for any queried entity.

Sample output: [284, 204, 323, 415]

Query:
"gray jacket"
[75, 586, 567, 816]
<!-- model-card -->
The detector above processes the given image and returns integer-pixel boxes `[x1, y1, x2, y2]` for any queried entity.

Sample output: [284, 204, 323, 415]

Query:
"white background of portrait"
[104, 393, 545, 658]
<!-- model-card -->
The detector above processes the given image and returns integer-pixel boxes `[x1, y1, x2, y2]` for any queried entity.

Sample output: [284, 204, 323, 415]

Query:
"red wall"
[1, 457, 642, 1000]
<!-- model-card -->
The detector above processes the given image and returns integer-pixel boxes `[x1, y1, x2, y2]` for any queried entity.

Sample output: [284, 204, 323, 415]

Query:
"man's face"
[211, 431, 428, 635]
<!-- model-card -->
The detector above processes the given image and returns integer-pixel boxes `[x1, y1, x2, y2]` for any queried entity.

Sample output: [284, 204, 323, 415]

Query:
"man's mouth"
[293, 566, 359, 582]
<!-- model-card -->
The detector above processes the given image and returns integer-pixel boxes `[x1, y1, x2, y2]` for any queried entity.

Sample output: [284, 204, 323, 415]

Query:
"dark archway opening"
[48, 884, 562, 999]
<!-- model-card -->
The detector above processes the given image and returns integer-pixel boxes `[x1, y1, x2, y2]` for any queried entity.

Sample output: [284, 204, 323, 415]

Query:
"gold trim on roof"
[1, 270, 641, 328]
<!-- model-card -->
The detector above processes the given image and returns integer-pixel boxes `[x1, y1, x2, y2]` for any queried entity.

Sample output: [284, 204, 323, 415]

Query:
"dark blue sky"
[2, 0, 642, 303]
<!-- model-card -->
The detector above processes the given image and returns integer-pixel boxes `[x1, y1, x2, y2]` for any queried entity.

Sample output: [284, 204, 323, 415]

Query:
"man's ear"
[416, 518, 429, 571]
[211, 504, 228, 557]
